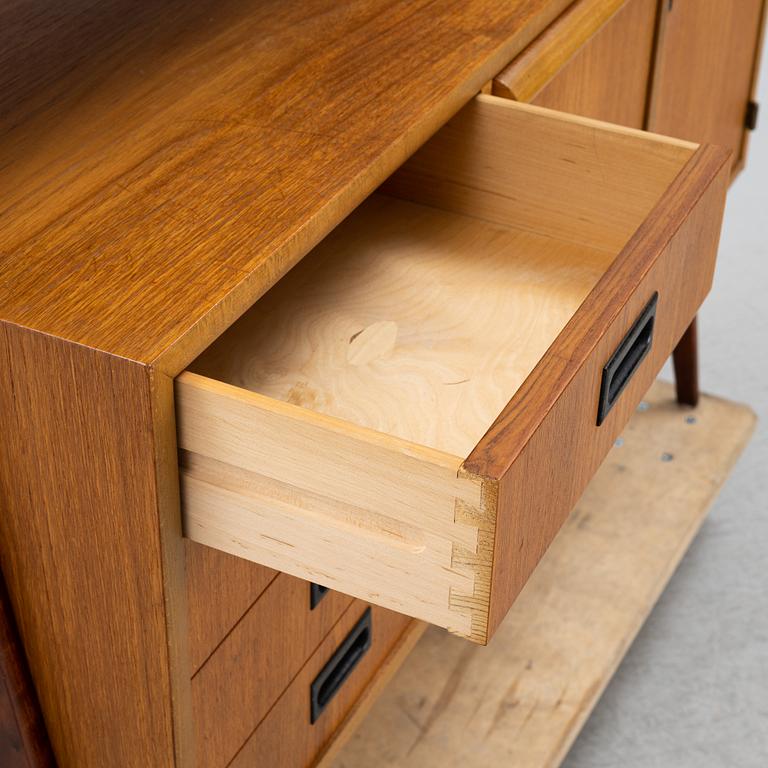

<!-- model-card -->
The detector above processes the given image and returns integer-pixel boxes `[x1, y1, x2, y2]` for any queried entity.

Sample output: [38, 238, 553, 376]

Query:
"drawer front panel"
[466, 145, 730, 636]
[192, 573, 352, 768]
[186, 540, 277, 672]
[229, 602, 411, 768]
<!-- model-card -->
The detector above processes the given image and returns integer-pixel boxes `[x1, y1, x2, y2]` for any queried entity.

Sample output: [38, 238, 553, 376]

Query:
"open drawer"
[176, 95, 730, 644]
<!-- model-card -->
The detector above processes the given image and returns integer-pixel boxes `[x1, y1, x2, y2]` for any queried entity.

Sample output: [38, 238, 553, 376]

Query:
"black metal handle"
[310, 608, 372, 724]
[309, 582, 329, 610]
[597, 293, 658, 426]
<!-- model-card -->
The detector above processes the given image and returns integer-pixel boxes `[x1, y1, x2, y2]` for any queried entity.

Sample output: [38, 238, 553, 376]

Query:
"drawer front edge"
[465, 143, 731, 638]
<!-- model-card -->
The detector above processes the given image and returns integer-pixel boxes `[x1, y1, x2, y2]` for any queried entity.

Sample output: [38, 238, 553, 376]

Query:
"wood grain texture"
[648, 0, 765, 170]
[463, 142, 728, 477]
[494, 0, 657, 128]
[331, 382, 756, 768]
[493, 0, 626, 102]
[385, 96, 696, 254]
[0, 0, 574, 375]
[192, 573, 353, 768]
[229, 602, 411, 768]
[470, 143, 731, 637]
[177, 373, 486, 637]
[0, 324, 191, 768]
[189, 194, 612, 458]
[0, 573, 54, 768]
[188, 97, 698, 461]
[185, 541, 277, 673]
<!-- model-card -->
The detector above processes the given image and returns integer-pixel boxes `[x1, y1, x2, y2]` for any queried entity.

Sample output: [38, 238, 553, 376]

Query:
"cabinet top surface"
[0, 0, 571, 371]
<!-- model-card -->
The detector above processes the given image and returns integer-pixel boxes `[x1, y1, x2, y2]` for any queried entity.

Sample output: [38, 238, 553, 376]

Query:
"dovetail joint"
[448, 471, 498, 644]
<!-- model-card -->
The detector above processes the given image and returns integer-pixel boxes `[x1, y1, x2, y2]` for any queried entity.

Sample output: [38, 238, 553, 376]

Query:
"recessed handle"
[597, 293, 658, 426]
[310, 608, 372, 724]
[309, 582, 329, 610]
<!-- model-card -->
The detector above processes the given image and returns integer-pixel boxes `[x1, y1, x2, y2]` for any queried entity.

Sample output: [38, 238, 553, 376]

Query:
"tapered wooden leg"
[672, 317, 699, 406]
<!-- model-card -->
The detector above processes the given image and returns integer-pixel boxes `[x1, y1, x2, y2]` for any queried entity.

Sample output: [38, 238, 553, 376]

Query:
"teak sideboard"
[0, 1, 764, 766]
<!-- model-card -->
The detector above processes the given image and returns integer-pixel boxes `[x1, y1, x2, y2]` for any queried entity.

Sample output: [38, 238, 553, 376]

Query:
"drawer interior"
[187, 96, 695, 460]
[177, 95, 717, 642]
[190, 194, 609, 457]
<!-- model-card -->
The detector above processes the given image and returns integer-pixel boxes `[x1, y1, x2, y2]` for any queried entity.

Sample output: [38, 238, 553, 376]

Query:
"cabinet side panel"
[0, 324, 187, 767]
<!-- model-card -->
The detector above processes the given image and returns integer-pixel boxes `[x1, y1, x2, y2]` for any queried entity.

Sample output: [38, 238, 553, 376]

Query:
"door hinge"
[746, 100, 760, 131]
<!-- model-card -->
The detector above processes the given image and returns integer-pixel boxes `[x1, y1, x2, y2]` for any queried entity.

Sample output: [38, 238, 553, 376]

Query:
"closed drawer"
[191, 571, 352, 768]
[186, 540, 278, 672]
[228, 602, 411, 768]
[176, 95, 730, 644]
[493, 0, 657, 128]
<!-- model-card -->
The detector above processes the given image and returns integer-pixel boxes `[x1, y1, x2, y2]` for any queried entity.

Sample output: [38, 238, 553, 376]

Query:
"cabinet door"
[493, 0, 658, 129]
[648, 0, 766, 173]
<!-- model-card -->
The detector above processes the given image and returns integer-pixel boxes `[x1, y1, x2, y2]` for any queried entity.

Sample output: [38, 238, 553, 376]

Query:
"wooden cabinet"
[0, 3, 762, 767]
[176, 96, 729, 646]
[493, 0, 658, 128]
[648, 0, 766, 175]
